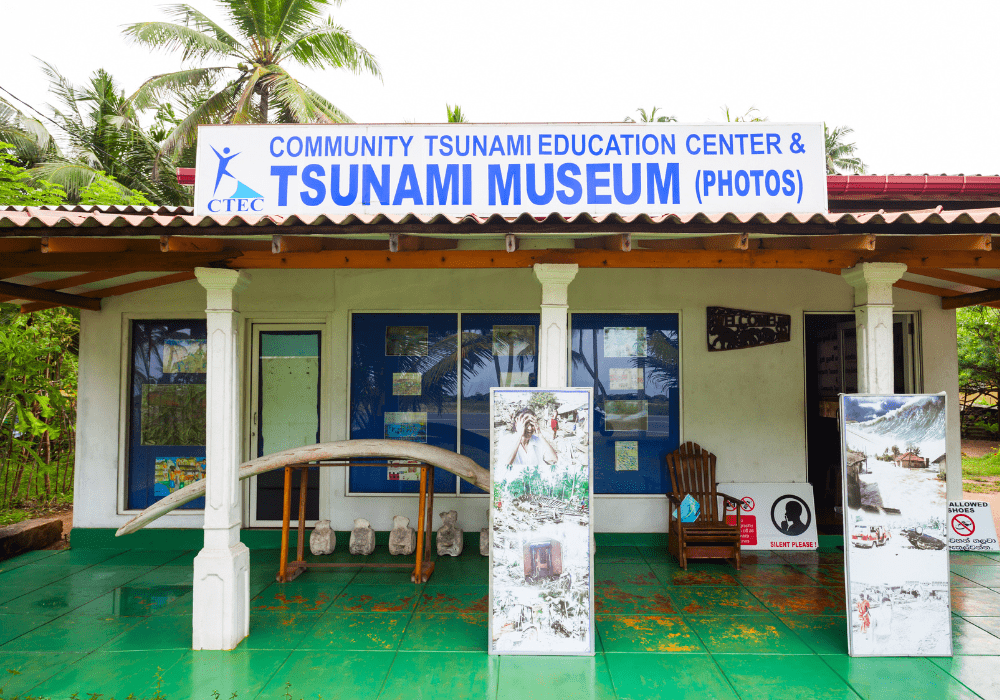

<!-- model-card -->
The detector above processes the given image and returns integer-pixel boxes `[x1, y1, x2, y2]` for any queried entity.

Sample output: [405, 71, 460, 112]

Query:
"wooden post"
[413, 465, 427, 582]
[278, 465, 292, 582]
[296, 466, 308, 563]
[423, 465, 436, 580]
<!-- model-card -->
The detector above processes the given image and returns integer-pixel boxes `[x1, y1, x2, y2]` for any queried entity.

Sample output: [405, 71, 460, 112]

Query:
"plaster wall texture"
[73, 267, 961, 533]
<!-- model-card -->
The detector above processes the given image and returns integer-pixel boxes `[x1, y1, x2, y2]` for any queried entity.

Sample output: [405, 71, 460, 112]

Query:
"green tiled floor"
[0, 547, 998, 698]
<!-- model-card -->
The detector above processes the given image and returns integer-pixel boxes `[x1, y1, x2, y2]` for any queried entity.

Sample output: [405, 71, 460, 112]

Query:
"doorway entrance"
[804, 313, 918, 534]
[247, 325, 323, 527]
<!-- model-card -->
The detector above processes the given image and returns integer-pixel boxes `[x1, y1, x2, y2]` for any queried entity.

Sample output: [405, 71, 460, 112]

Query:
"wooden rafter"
[20, 272, 197, 313]
[41, 237, 161, 254]
[759, 235, 876, 251]
[894, 280, 964, 298]
[0, 280, 101, 311]
[942, 288, 1000, 310]
[1, 250, 243, 272]
[876, 234, 992, 251]
[907, 268, 1000, 289]
[0, 271, 123, 303]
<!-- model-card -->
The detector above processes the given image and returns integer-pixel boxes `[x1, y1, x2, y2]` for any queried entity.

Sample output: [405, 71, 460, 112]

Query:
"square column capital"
[533, 263, 579, 306]
[841, 262, 906, 306]
[195, 268, 251, 311]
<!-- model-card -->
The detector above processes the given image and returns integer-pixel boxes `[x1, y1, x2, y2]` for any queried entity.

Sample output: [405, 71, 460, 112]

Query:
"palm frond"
[129, 67, 232, 111]
[160, 4, 243, 49]
[29, 161, 103, 201]
[158, 83, 240, 159]
[281, 18, 381, 76]
[231, 65, 269, 123]
[271, 0, 329, 44]
[122, 21, 241, 62]
[223, 0, 271, 56]
[267, 68, 352, 123]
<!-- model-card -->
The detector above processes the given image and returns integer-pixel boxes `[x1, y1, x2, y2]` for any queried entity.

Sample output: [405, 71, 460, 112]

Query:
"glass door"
[248, 325, 323, 527]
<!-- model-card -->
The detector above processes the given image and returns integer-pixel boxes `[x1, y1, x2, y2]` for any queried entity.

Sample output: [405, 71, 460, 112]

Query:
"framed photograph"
[604, 399, 648, 432]
[383, 411, 428, 443]
[603, 327, 646, 357]
[385, 326, 428, 356]
[489, 387, 594, 656]
[839, 394, 951, 657]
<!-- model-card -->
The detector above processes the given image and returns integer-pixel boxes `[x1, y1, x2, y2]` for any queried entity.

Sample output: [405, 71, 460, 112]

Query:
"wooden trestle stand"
[277, 461, 436, 584]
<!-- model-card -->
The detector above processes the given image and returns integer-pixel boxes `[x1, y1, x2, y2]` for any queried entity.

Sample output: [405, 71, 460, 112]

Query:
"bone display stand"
[389, 515, 417, 556]
[309, 520, 336, 555]
[436, 510, 464, 557]
[349, 517, 376, 555]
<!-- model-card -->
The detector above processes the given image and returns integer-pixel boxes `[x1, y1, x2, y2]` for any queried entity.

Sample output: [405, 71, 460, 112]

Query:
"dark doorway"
[804, 314, 917, 534]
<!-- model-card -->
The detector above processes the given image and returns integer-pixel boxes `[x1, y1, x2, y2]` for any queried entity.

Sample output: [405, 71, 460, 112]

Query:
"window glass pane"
[459, 313, 540, 493]
[349, 313, 458, 493]
[127, 319, 207, 510]
[571, 314, 679, 494]
[255, 331, 321, 521]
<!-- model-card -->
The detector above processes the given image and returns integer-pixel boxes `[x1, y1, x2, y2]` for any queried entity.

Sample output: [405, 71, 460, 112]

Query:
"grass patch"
[962, 450, 1000, 493]
[0, 509, 34, 528]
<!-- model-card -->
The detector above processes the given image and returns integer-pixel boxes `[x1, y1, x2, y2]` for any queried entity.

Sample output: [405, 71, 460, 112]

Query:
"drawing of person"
[778, 500, 808, 536]
[502, 408, 558, 467]
[550, 414, 559, 439]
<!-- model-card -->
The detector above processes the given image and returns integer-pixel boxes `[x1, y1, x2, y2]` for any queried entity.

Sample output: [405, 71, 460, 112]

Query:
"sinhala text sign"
[193, 123, 827, 217]
[948, 501, 999, 551]
[839, 394, 951, 657]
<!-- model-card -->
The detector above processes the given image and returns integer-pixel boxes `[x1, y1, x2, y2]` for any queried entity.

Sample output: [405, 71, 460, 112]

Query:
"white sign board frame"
[488, 387, 594, 656]
[948, 500, 1000, 551]
[840, 393, 952, 657]
[721, 483, 819, 550]
[193, 122, 828, 218]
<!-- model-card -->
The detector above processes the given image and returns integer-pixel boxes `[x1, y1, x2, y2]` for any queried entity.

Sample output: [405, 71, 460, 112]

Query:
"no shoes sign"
[948, 501, 999, 551]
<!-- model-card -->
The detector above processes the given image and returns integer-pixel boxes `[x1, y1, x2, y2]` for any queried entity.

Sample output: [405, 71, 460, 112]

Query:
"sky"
[5, 0, 998, 176]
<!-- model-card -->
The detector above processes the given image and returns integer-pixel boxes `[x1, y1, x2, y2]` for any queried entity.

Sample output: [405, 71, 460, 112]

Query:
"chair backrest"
[665, 442, 720, 522]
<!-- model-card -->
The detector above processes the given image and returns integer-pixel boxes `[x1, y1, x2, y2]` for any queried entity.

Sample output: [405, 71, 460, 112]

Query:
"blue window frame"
[349, 313, 458, 493]
[570, 314, 680, 494]
[127, 319, 207, 510]
[459, 313, 540, 493]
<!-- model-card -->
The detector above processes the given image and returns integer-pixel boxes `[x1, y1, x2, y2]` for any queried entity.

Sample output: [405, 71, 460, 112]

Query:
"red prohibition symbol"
[741, 497, 755, 512]
[952, 513, 975, 537]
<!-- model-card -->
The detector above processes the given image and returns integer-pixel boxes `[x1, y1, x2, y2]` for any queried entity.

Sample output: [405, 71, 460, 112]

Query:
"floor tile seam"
[249, 649, 296, 700]
[16, 642, 111, 696]
[962, 617, 1000, 639]
[704, 649, 751, 700]
[373, 649, 407, 700]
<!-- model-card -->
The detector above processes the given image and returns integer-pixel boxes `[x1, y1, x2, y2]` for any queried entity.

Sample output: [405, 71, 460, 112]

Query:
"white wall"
[74, 267, 961, 533]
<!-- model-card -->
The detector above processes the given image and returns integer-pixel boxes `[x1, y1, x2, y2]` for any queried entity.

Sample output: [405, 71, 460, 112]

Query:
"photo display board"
[127, 319, 208, 510]
[839, 394, 952, 657]
[489, 388, 594, 655]
[349, 313, 458, 494]
[570, 314, 679, 494]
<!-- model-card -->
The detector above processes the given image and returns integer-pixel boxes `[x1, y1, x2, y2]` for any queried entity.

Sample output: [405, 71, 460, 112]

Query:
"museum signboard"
[488, 387, 594, 656]
[722, 483, 819, 550]
[193, 123, 828, 217]
[839, 394, 952, 657]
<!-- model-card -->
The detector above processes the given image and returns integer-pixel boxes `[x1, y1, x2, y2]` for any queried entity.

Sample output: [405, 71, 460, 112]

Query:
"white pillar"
[842, 262, 906, 394]
[192, 267, 251, 650]
[533, 263, 579, 388]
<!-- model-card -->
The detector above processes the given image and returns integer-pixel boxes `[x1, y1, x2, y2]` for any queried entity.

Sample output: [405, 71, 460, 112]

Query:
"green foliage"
[957, 306, 1000, 393]
[78, 173, 154, 206]
[0, 305, 78, 512]
[824, 123, 866, 174]
[624, 107, 677, 123]
[446, 104, 467, 123]
[0, 142, 66, 205]
[723, 106, 766, 123]
[124, 0, 382, 162]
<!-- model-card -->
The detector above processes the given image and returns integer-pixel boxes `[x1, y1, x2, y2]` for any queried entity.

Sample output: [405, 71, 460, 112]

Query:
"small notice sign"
[948, 501, 999, 551]
[722, 483, 818, 550]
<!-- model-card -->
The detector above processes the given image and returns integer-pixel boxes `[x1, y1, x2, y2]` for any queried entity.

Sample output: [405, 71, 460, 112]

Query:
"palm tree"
[123, 0, 381, 161]
[0, 97, 60, 168]
[30, 64, 186, 204]
[446, 104, 467, 123]
[723, 106, 766, 123]
[825, 124, 866, 174]
[624, 107, 676, 123]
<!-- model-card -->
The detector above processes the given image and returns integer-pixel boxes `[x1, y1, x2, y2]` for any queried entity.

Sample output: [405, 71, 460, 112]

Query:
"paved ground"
[0, 546, 998, 699]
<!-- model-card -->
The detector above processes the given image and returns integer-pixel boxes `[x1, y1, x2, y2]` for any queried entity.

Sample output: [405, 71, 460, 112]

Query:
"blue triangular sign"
[228, 181, 263, 199]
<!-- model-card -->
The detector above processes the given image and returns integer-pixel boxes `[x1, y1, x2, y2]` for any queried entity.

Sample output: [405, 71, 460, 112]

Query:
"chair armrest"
[716, 492, 741, 507]
[716, 492, 742, 528]
[666, 493, 684, 506]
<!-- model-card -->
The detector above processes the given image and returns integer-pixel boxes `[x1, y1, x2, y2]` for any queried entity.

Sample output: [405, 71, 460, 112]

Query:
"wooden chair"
[665, 442, 742, 570]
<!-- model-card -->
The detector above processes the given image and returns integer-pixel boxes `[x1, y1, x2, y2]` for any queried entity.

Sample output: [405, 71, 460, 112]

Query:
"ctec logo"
[206, 146, 264, 213]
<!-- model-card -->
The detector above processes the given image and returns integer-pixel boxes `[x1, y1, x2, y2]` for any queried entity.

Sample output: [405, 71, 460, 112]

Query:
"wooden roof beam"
[20, 272, 197, 313]
[637, 234, 747, 251]
[41, 237, 160, 254]
[1, 250, 243, 272]
[942, 287, 1000, 310]
[759, 235, 876, 251]
[0, 280, 102, 311]
[876, 234, 992, 251]
[907, 268, 1000, 289]
[0, 271, 124, 303]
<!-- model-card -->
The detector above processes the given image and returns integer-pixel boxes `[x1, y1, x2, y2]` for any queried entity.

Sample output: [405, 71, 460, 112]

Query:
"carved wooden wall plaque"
[707, 306, 791, 351]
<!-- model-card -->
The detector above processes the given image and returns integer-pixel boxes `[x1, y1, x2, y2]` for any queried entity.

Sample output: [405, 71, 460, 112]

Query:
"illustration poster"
[604, 400, 648, 432]
[162, 339, 207, 373]
[603, 327, 646, 357]
[385, 326, 428, 356]
[489, 387, 594, 655]
[392, 372, 422, 396]
[840, 394, 951, 657]
[154, 456, 206, 498]
[500, 371, 531, 388]
[140, 384, 207, 446]
[609, 368, 644, 391]
[384, 411, 428, 443]
[614, 441, 639, 471]
[493, 326, 536, 357]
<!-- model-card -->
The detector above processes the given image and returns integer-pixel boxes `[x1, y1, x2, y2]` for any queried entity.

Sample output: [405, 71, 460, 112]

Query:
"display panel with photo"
[489, 388, 593, 656]
[840, 394, 951, 657]
[385, 326, 429, 356]
[162, 339, 207, 373]
[603, 327, 646, 357]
